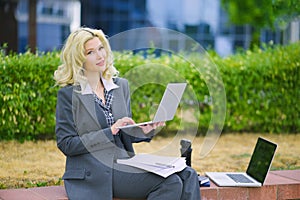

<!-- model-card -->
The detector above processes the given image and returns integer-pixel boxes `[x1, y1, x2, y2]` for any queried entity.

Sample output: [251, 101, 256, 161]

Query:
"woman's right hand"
[111, 117, 135, 135]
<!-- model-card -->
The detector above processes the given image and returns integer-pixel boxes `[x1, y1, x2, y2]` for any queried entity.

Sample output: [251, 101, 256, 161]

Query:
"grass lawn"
[0, 133, 299, 189]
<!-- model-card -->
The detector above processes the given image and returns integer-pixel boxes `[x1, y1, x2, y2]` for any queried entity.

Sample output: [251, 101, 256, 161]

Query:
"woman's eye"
[87, 50, 93, 55]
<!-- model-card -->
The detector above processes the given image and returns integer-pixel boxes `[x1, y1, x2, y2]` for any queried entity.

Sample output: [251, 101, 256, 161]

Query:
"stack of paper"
[117, 154, 187, 178]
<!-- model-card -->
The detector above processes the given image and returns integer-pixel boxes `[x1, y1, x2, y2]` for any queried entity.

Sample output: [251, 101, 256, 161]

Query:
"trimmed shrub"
[0, 42, 299, 140]
[0, 51, 60, 140]
[215, 44, 299, 133]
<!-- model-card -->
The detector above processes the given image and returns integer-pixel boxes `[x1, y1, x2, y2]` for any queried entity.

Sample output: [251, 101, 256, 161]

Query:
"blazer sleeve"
[118, 78, 155, 143]
[55, 86, 115, 157]
[55, 87, 89, 156]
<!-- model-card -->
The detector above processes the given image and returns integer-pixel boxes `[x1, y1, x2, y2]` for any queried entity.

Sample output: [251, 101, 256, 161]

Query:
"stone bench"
[201, 170, 300, 200]
[0, 170, 299, 200]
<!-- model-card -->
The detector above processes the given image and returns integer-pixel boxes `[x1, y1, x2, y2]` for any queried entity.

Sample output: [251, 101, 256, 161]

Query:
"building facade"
[16, 0, 80, 52]
[14, 0, 300, 55]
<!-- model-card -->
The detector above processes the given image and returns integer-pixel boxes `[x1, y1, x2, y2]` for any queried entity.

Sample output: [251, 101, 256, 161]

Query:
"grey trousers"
[113, 164, 201, 200]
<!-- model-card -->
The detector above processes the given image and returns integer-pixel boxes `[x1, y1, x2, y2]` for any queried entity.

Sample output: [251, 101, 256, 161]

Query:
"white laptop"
[118, 83, 187, 129]
[205, 137, 277, 187]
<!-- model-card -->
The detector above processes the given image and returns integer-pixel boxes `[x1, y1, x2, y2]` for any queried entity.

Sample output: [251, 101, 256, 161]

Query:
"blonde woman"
[54, 27, 201, 200]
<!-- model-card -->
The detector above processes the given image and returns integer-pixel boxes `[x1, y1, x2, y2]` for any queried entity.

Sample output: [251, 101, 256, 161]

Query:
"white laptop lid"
[152, 83, 186, 122]
[205, 137, 277, 187]
[118, 83, 187, 129]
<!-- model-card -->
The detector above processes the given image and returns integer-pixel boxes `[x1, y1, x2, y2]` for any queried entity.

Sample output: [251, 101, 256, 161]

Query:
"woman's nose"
[96, 50, 103, 58]
[97, 49, 105, 58]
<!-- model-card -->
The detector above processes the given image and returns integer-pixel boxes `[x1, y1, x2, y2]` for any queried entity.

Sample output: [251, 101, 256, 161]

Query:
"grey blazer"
[55, 77, 153, 200]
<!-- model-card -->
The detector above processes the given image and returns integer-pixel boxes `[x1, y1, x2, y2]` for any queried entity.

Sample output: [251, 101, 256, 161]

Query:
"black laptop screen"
[246, 137, 277, 184]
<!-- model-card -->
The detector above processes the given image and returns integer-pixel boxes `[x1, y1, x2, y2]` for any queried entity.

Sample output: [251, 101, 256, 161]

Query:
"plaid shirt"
[93, 88, 114, 126]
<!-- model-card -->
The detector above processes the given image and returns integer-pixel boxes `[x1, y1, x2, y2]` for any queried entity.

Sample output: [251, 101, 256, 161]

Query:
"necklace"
[93, 81, 105, 104]
[91, 80, 99, 91]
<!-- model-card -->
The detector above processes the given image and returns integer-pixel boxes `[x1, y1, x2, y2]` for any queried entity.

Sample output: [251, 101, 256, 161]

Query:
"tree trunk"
[250, 27, 261, 49]
[28, 0, 37, 53]
[0, 1, 18, 53]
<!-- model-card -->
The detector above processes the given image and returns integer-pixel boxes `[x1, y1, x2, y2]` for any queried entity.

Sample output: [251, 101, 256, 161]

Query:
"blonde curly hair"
[54, 27, 118, 87]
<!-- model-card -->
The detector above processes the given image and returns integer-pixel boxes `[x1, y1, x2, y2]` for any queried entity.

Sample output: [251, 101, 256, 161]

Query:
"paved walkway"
[0, 170, 299, 200]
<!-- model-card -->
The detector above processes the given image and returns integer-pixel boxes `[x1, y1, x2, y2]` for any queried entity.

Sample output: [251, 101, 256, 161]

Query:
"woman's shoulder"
[113, 77, 129, 86]
[57, 85, 75, 98]
[58, 85, 74, 92]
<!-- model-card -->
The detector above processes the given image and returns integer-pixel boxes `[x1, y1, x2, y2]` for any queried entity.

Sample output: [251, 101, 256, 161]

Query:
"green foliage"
[273, 0, 300, 21]
[214, 42, 300, 133]
[0, 43, 299, 141]
[221, 0, 300, 29]
[0, 50, 60, 140]
[221, 0, 275, 28]
[221, 0, 300, 47]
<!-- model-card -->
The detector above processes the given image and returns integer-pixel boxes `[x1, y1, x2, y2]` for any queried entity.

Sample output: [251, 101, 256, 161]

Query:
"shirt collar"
[102, 77, 119, 92]
[80, 76, 119, 95]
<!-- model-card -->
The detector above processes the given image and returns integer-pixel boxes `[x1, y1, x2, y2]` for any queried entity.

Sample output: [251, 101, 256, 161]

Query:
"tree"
[0, 0, 37, 53]
[273, 0, 300, 28]
[0, 0, 19, 53]
[28, 0, 37, 53]
[221, 0, 300, 48]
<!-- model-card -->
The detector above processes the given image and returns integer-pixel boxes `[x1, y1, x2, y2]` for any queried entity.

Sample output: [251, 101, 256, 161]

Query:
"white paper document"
[117, 154, 187, 178]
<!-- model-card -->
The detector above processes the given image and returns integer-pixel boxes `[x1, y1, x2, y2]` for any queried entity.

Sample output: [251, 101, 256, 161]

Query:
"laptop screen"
[246, 137, 277, 184]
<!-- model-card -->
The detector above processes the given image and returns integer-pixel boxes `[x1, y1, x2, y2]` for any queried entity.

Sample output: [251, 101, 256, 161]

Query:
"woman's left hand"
[139, 122, 165, 134]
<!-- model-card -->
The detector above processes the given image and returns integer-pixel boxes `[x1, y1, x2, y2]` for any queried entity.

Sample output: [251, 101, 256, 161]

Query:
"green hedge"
[215, 44, 299, 133]
[0, 43, 299, 140]
[0, 51, 60, 140]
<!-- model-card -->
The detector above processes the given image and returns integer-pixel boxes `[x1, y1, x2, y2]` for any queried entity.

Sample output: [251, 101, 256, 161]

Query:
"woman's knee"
[181, 166, 198, 178]
[165, 174, 183, 190]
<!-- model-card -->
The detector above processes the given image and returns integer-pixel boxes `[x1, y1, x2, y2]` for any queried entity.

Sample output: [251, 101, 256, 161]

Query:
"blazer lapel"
[76, 93, 102, 127]
[74, 79, 128, 130]
[111, 87, 128, 121]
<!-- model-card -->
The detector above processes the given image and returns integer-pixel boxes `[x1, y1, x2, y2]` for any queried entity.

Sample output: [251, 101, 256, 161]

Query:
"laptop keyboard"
[227, 174, 254, 183]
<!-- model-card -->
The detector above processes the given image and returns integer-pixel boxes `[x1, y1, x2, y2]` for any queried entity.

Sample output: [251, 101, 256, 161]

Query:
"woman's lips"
[97, 60, 105, 66]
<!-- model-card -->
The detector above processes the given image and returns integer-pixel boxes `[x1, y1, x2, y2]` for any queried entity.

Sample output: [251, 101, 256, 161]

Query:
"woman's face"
[84, 37, 107, 73]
